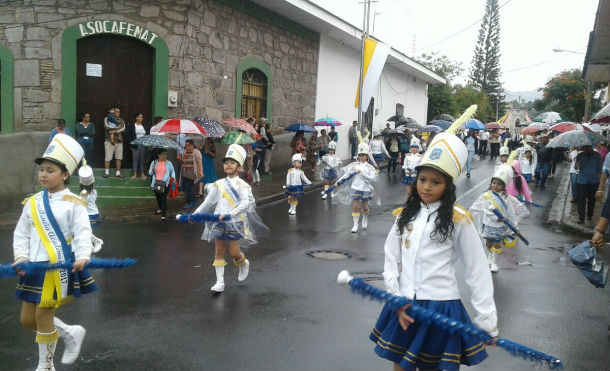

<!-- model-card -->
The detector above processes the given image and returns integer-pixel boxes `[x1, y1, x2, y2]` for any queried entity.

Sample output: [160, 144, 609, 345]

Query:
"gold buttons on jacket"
[406, 223, 414, 232]
[404, 239, 411, 249]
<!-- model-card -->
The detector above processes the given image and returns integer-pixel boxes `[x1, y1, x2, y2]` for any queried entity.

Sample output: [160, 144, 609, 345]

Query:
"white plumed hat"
[223, 144, 247, 166]
[35, 133, 84, 174]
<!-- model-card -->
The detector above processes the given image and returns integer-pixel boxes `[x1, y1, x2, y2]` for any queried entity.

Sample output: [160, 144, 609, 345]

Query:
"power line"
[503, 47, 587, 74]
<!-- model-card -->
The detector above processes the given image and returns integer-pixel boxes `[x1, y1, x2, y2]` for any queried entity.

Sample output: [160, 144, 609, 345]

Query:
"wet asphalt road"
[1, 158, 609, 371]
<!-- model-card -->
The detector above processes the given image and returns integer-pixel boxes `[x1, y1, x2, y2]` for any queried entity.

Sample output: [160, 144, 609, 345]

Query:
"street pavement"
[1, 157, 609, 370]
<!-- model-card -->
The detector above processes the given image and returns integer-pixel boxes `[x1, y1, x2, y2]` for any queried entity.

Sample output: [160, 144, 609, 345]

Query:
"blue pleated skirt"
[89, 213, 103, 227]
[370, 300, 488, 370]
[322, 168, 338, 181]
[211, 221, 245, 240]
[351, 189, 372, 201]
[15, 262, 98, 307]
[402, 176, 416, 185]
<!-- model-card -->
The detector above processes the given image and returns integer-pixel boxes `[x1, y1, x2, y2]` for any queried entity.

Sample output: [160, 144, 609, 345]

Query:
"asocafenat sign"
[78, 20, 159, 45]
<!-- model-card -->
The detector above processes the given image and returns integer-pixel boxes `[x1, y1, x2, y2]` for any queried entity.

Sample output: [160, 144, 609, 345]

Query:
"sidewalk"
[547, 167, 603, 238]
[0, 165, 325, 229]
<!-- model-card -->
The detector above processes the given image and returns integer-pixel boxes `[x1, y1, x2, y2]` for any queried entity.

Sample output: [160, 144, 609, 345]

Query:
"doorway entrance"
[76, 34, 153, 167]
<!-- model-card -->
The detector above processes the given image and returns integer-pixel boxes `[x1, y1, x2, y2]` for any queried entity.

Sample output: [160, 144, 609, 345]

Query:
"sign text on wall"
[78, 20, 159, 45]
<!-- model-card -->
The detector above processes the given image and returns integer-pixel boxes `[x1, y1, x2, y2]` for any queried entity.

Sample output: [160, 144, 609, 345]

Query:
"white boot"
[35, 335, 57, 371]
[211, 260, 225, 292]
[91, 234, 103, 253]
[489, 251, 499, 273]
[288, 202, 295, 214]
[322, 185, 329, 199]
[486, 249, 493, 267]
[351, 213, 360, 233]
[291, 202, 298, 215]
[236, 255, 250, 281]
[54, 317, 86, 364]
[361, 212, 368, 229]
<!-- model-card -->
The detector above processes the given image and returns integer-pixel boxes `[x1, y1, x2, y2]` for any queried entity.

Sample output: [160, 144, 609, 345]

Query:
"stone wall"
[0, 0, 318, 132]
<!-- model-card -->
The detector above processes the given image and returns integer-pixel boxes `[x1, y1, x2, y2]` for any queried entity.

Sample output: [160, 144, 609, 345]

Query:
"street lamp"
[552, 48, 585, 54]
[490, 93, 500, 121]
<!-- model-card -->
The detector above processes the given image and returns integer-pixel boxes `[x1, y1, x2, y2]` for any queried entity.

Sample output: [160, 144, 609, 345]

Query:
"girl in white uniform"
[335, 142, 379, 233]
[518, 145, 537, 192]
[285, 153, 312, 215]
[401, 140, 423, 197]
[319, 141, 341, 199]
[370, 111, 499, 371]
[12, 134, 96, 370]
[192, 144, 267, 293]
[370, 132, 390, 169]
[78, 161, 103, 253]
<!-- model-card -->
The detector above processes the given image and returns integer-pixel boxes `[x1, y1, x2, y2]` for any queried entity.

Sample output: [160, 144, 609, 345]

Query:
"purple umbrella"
[314, 117, 342, 127]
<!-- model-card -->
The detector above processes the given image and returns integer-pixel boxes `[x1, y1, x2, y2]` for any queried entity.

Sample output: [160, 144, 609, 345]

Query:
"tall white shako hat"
[223, 144, 247, 166]
[416, 105, 477, 184]
[357, 142, 370, 156]
[492, 163, 514, 186]
[525, 135, 536, 144]
[328, 141, 337, 150]
[78, 160, 95, 186]
[292, 153, 303, 163]
[35, 133, 84, 175]
[410, 138, 420, 149]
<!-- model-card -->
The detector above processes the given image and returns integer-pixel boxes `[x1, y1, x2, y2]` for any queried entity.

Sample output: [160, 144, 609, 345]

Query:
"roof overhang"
[583, 0, 610, 82]
[249, 0, 446, 85]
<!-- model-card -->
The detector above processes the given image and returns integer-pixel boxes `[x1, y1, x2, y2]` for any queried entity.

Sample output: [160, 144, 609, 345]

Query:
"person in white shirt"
[285, 153, 312, 215]
[517, 145, 537, 192]
[401, 140, 423, 198]
[370, 131, 498, 371]
[192, 144, 267, 293]
[78, 161, 104, 253]
[370, 132, 390, 170]
[569, 147, 582, 203]
[13, 134, 96, 371]
[479, 130, 490, 158]
[319, 141, 341, 199]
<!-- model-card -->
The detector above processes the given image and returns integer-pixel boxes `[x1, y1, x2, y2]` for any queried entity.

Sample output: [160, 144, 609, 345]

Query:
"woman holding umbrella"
[489, 129, 501, 160]
[290, 131, 307, 156]
[149, 148, 176, 221]
[197, 137, 218, 198]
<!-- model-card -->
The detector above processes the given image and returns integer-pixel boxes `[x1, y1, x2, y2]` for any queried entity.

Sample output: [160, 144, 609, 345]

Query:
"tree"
[415, 52, 463, 122]
[469, 0, 504, 117]
[454, 84, 495, 123]
[533, 68, 606, 122]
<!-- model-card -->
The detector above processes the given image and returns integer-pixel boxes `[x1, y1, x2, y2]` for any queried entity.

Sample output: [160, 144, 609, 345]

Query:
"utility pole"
[357, 0, 371, 133]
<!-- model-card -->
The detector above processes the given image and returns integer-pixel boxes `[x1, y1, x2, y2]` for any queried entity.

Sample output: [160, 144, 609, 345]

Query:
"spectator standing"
[309, 132, 320, 170]
[569, 147, 582, 203]
[534, 134, 552, 188]
[126, 113, 149, 179]
[290, 131, 307, 155]
[49, 119, 72, 142]
[596, 142, 608, 161]
[198, 137, 218, 197]
[317, 129, 330, 158]
[263, 123, 275, 174]
[398, 134, 410, 161]
[75, 113, 95, 161]
[489, 129, 500, 160]
[387, 134, 400, 173]
[349, 121, 359, 159]
[328, 126, 338, 143]
[479, 130, 489, 158]
[103, 107, 126, 178]
[149, 149, 176, 221]
[464, 131, 476, 177]
[180, 139, 203, 209]
[257, 118, 268, 174]
[575, 145, 603, 224]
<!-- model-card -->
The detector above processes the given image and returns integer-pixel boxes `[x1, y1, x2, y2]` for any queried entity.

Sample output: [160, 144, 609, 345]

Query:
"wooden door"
[76, 34, 153, 167]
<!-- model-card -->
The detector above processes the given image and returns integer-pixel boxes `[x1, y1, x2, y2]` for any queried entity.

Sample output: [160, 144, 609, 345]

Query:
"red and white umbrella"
[222, 118, 257, 136]
[549, 122, 591, 133]
[150, 119, 207, 135]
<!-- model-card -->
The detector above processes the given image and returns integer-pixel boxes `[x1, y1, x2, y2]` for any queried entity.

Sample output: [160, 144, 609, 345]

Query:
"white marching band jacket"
[338, 161, 378, 191]
[321, 154, 341, 171]
[402, 153, 423, 176]
[369, 139, 390, 157]
[286, 168, 312, 186]
[194, 177, 252, 217]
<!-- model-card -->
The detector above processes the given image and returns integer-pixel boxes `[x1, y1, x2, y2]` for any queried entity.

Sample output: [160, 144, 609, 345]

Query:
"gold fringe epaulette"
[21, 197, 30, 205]
[392, 207, 404, 217]
[453, 204, 473, 224]
[62, 194, 88, 207]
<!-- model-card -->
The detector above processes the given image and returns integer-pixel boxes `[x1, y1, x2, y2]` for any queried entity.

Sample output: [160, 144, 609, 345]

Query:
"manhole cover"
[306, 250, 351, 260]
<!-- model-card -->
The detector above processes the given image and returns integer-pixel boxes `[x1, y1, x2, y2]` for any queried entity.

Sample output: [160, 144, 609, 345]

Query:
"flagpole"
[358, 0, 371, 133]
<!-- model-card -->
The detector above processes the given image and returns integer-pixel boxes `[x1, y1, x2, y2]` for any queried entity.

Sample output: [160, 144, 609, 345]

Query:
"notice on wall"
[86, 63, 102, 77]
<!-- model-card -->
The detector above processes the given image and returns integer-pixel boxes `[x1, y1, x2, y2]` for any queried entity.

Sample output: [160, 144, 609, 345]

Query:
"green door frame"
[235, 56, 272, 122]
[61, 21, 169, 132]
[0, 45, 14, 134]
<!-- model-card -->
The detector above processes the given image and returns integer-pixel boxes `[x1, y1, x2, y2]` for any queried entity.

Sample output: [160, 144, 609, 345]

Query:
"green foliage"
[454, 84, 495, 122]
[416, 52, 463, 82]
[533, 68, 606, 122]
[415, 53, 463, 122]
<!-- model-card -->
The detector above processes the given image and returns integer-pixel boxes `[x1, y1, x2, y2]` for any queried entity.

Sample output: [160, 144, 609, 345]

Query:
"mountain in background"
[504, 89, 543, 102]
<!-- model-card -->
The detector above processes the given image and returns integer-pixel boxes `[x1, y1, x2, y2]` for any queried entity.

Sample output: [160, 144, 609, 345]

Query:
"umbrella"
[532, 111, 566, 124]
[428, 120, 451, 130]
[433, 114, 455, 122]
[397, 117, 419, 125]
[314, 117, 342, 127]
[416, 125, 442, 134]
[193, 117, 226, 138]
[591, 101, 610, 124]
[380, 129, 401, 137]
[547, 129, 607, 148]
[583, 122, 603, 133]
[150, 119, 207, 135]
[387, 115, 405, 122]
[285, 122, 316, 133]
[549, 122, 590, 133]
[485, 122, 502, 129]
[222, 118, 257, 136]
[567, 240, 608, 288]
[220, 132, 255, 145]
[464, 119, 485, 130]
[396, 123, 421, 132]
[520, 122, 549, 134]
[131, 135, 181, 150]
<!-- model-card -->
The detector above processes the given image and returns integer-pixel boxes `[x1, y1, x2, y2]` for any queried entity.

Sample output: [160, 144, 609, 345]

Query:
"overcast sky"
[310, 0, 599, 92]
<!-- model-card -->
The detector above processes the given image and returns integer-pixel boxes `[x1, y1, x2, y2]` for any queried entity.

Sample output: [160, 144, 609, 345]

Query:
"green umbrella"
[221, 132, 255, 145]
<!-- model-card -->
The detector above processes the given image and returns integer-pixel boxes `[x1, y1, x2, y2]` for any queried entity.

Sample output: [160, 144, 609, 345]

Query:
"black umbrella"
[387, 115, 406, 122]
[429, 120, 451, 130]
[380, 129, 402, 137]
[397, 116, 419, 125]
[433, 114, 455, 122]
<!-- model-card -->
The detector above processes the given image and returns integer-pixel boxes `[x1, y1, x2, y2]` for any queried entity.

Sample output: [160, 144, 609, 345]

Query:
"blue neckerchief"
[42, 189, 73, 262]
[491, 191, 508, 213]
[224, 178, 241, 202]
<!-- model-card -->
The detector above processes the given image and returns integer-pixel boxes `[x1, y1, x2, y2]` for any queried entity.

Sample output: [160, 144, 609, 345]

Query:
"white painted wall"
[314, 34, 429, 160]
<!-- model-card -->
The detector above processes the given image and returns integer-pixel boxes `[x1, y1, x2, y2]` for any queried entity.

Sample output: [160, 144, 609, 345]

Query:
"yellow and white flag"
[354, 38, 390, 110]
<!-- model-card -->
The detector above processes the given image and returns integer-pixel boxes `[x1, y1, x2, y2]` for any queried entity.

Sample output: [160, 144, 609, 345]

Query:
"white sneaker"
[238, 259, 250, 281]
[361, 215, 368, 229]
[60, 325, 86, 364]
[91, 235, 103, 253]
[490, 263, 499, 273]
[211, 280, 225, 292]
[291, 208, 297, 215]
[321, 190, 325, 195]
[321, 193, 327, 199]
[489, 251, 499, 273]
[351, 224, 358, 233]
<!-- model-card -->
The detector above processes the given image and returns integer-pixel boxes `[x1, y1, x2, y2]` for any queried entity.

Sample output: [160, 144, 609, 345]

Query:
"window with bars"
[241, 68, 267, 123]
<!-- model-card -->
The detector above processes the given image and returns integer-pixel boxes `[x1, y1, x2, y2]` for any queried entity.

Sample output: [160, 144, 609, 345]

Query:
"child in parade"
[78, 161, 103, 253]
[518, 145, 537, 192]
[470, 164, 529, 273]
[285, 153, 312, 214]
[495, 139, 510, 172]
[401, 140, 423, 198]
[371, 127, 499, 371]
[370, 131, 390, 170]
[334, 142, 379, 233]
[192, 144, 267, 293]
[507, 159, 533, 203]
[320, 141, 341, 199]
[12, 134, 98, 370]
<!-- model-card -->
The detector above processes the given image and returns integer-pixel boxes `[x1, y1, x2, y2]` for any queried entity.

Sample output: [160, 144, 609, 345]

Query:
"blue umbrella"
[428, 120, 451, 130]
[465, 119, 485, 130]
[285, 122, 316, 133]
[416, 125, 442, 134]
